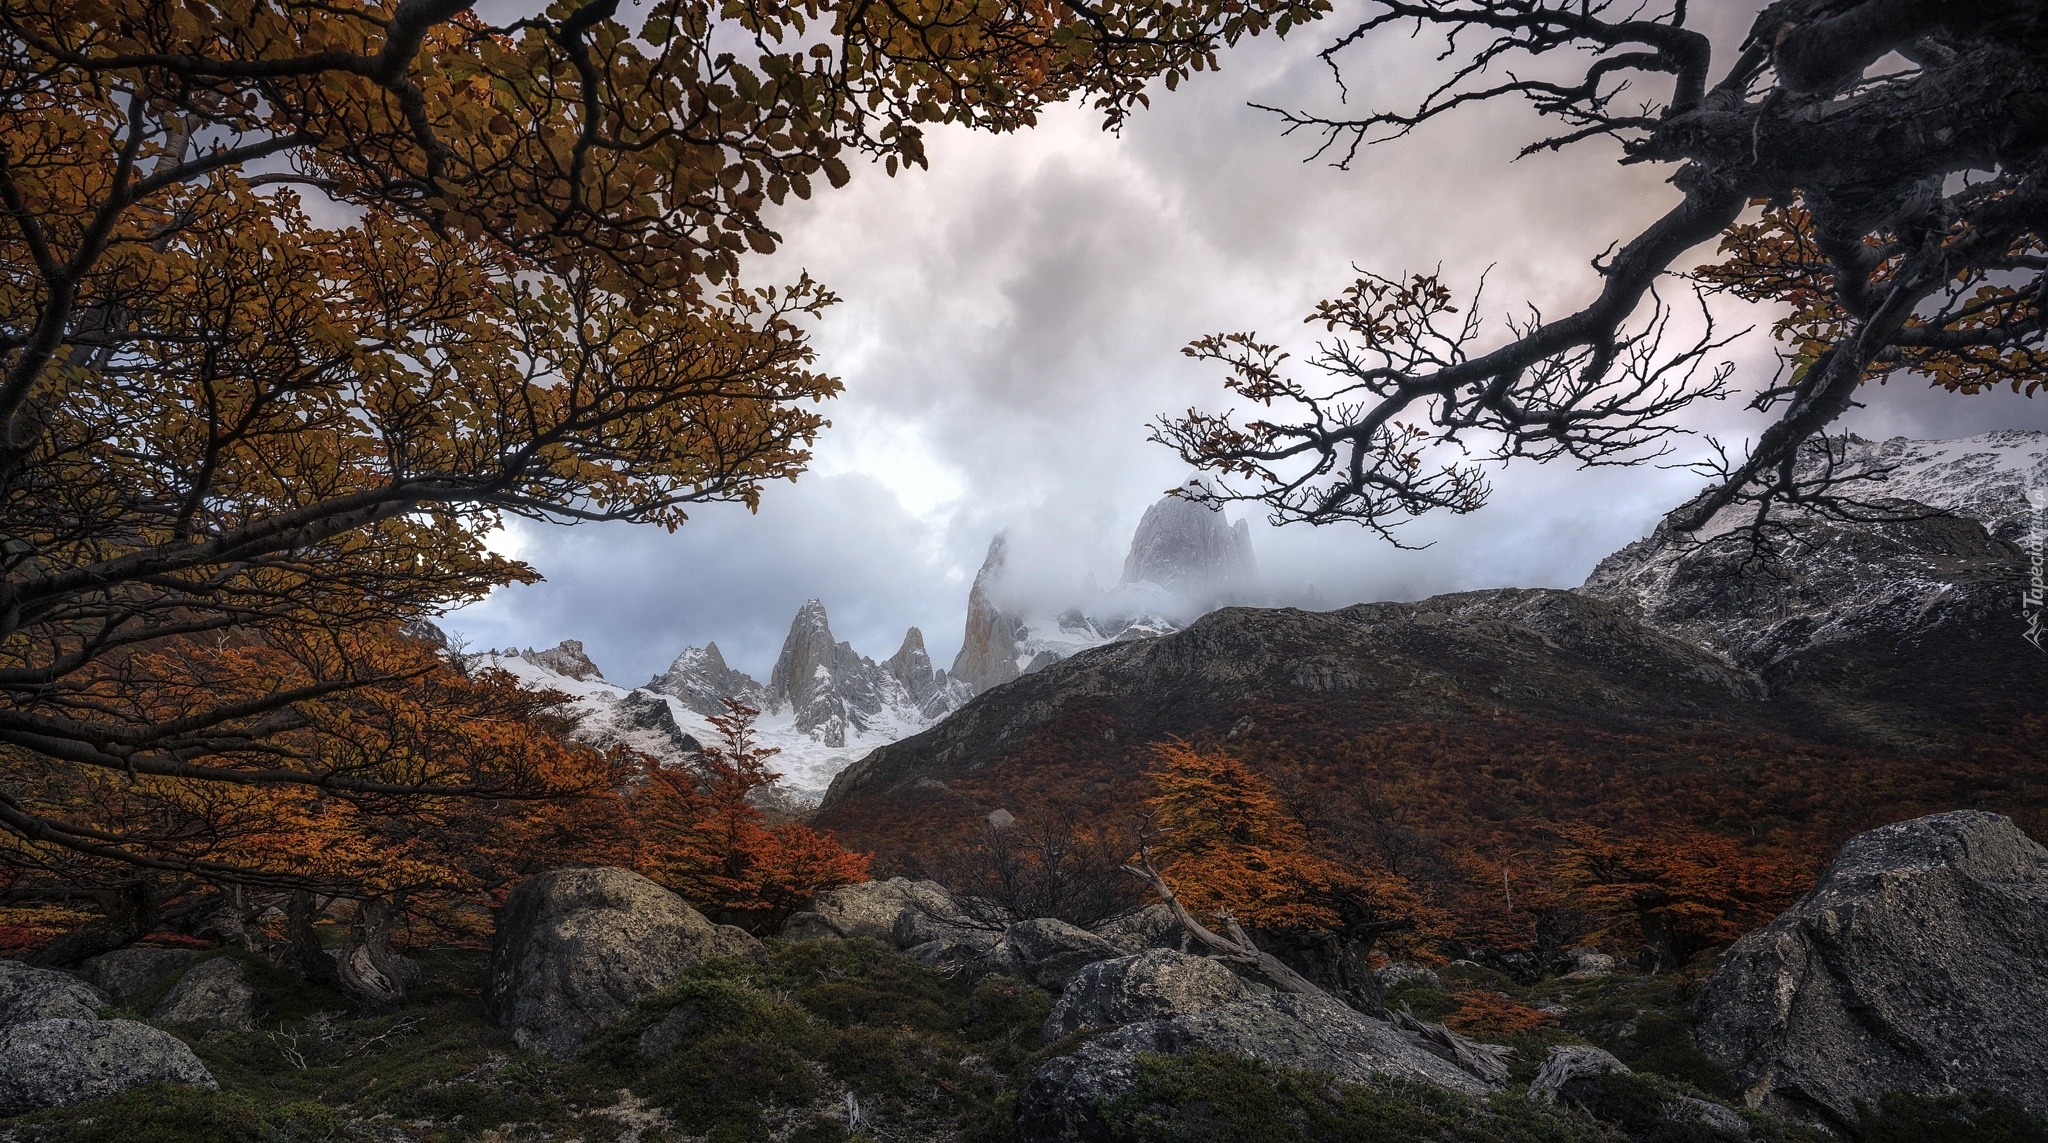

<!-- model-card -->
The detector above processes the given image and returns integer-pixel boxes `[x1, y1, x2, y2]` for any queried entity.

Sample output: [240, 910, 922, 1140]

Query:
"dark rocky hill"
[818, 474, 2047, 868]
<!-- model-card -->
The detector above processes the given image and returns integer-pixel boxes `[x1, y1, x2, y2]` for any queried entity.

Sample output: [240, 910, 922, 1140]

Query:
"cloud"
[445, 12, 2048, 683]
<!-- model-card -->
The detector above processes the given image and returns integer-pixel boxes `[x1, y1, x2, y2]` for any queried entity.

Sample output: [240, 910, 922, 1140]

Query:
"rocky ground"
[3, 812, 2045, 1143]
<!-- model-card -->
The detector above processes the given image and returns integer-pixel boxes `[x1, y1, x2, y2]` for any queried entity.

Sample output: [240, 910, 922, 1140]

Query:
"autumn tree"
[0, 0, 1328, 941]
[1552, 825, 1807, 974]
[1153, 1, 2047, 539]
[922, 800, 1141, 930]
[1139, 740, 1440, 1010]
[632, 699, 867, 932]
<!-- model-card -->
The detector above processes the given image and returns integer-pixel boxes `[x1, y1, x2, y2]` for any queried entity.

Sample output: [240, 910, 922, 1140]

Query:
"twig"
[345, 1014, 425, 1058]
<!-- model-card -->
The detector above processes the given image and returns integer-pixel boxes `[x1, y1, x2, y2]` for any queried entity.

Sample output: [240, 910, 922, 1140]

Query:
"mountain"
[762, 599, 973, 748]
[818, 432, 2048, 868]
[949, 495, 1256, 692]
[648, 643, 766, 718]
[1121, 493, 1258, 600]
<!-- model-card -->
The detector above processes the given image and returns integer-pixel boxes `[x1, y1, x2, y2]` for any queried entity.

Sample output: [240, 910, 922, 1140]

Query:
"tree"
[0, 0, 1328, 895]
[921, 801, 1141, 930]
[1140, 740, 1440, 1010]
[1152, 1, 2047, 540]
[1552, 824, 1806, 973]
[632, 699, 868, 931]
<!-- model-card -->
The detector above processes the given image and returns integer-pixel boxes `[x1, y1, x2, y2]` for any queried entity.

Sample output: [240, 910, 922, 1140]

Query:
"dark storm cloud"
[446, 8, 2048, 680]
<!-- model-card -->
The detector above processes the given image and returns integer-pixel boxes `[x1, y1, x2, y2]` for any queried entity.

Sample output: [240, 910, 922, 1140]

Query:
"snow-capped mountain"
[482, 598, 975, 801]
[1580, 430, 2043, 674]
[950, 494, 1257, 691]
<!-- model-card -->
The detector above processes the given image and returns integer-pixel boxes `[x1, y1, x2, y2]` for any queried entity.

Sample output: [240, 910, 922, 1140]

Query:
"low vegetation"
[8, 937, 2043, 1143]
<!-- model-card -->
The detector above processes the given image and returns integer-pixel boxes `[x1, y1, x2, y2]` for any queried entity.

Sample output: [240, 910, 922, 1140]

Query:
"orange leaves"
[1551, 825, 1809, 972]
[631, 700, 868, 929]
[1442, 989, 1556, 1039]
[1143, 740, 1431, 941]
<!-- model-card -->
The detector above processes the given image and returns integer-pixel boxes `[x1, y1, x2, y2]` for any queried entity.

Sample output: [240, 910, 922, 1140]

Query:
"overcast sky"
[446, 6, 2048, 687]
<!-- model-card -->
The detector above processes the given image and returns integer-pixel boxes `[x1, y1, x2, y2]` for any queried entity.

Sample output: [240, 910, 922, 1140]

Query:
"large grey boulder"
[0, 960, 106, 1027]
[1042, 949, 1250, 1042]
[485, 867, 765, 1057]
[152, 957, 257, 1032]
[1091, 905, 1184, 954]
[1017, 992, 1490, 1141]
[82, 947, 201, 1002]
[1695, 810, 2048, 1129]
[0, 1017, 216, 1114]
[984, 918, 1125, 991]
[781, 878, 964, 948]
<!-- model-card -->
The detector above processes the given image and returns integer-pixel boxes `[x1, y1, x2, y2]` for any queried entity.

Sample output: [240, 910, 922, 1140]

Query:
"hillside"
[818, 440, 2048, 903]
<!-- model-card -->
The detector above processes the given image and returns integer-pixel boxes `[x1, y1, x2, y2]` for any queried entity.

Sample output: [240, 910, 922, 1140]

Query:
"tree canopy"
[1153, 0, 2047, 539]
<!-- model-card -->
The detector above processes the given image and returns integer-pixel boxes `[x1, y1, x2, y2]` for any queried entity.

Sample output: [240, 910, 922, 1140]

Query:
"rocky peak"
[1120, 494, 1257, 599]
[649, 642, 764, 718]
[1579, 431, 2039, 678]
[951, 535, 1027, 693]
[518, 640, 603, 682]
[768, 599, 887, 748]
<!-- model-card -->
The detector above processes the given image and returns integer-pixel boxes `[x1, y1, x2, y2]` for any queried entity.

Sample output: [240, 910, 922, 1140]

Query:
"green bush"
[7, 1085, 341, 1143]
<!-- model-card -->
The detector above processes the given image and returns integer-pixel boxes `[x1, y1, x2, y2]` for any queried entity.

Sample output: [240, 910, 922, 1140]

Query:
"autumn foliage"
[631, 700, 868, 932]
[1144, 741, 1439, 958]
[1550, 826, 1807, 974]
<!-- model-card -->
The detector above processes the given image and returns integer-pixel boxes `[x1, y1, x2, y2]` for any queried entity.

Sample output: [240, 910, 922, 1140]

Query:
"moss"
[5, 1085, 341, 1143]
[1100, 1050, 1627, 1143]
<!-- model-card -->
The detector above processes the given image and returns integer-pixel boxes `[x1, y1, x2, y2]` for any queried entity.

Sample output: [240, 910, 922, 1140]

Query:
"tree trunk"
[334, 896, 420, 1012]
[284, 890, 340, 986]
[25, 881, 159, 967]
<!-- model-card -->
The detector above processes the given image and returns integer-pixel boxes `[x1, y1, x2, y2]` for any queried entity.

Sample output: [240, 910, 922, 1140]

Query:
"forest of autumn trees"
[5, 0, 2044, 1008]
[0, 0, 1315, 990]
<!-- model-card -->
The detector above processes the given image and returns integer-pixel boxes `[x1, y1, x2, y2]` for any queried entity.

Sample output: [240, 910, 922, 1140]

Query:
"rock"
[1562, 949, 1619, 979]
[485, 867, 765, 1057]
[784, 878, 961, 948]
[904, 936, 997, 977]
[985, 918, 1125, 991]
[1091, 905, 1184, 954]
[1041, 950, 1250, 1042]
[1376, 961, 1444, 991]
[951, 535, 1027, 693]
[518, 639, 604, 681]
[0, 960, 106, 1027]
[0, 1017, 216, 1114]
[1695, 810, 2048, 1130]
[1529, 1045, 1748, 1140]
[81, 947, 201, 1002]
[1017, 992, 1490, 1141]
[1528, 1044, 1634, 1105]
[151, 957, 257, 1032]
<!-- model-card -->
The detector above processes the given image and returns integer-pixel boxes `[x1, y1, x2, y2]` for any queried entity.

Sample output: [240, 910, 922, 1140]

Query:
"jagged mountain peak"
[1120, 493, 1257, 596]
[648, 641, 764, 718]
[516, 639, 603, 682]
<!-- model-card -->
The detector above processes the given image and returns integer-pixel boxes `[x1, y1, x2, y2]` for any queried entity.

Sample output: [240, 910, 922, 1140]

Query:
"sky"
[445, 6, 2048, 688]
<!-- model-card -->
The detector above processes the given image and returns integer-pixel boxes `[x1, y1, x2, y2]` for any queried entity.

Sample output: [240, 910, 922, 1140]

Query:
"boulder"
[1376, 961, 1444, 991]
[1562, 949, 1619, 979]
[1041, 949, 1250, 1042]
[0, 1017, 216, 1114]
[1695, 810, 2048, 1129]
[1091, 905, 1184, 954]
[151, 957, 257, 1032]
[1017, 992, 1490, 1141]
[1529, 1044, 1749, 1140]
[985, 918, 1126, 991]
[485, 867, 764, 1057]
[0, 960, 106, 1027]
[81, 947, 201, 1002]
[782, 878, 961, 948]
